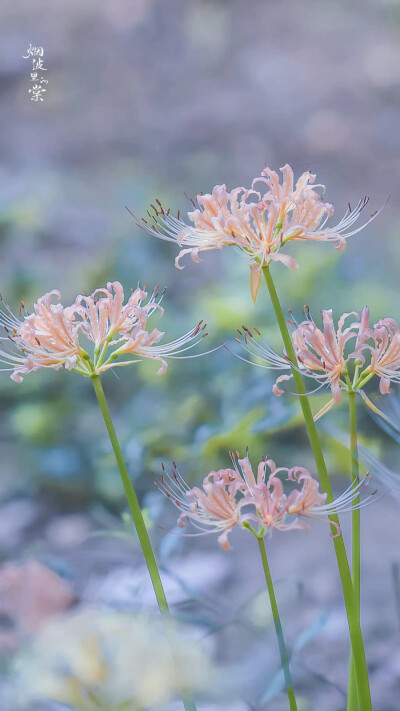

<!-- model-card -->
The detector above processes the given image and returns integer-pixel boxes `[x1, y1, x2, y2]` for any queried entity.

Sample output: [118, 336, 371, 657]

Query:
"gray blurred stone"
[0, 500, 39, 552]
[44, 513, 92, 548]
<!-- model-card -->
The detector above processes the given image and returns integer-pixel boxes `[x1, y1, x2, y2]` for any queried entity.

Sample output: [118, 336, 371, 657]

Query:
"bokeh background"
[1, 1, 400, 709]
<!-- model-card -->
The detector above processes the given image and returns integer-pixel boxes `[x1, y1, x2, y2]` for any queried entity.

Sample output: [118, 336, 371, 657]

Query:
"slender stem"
[257, 538, 298, 711]
[92, 374, 169, 614]
[262, 266, 372, 711]
[353, 371, 374, 391]
[91, 375, 197, 711]
[347, 389, 360, 711]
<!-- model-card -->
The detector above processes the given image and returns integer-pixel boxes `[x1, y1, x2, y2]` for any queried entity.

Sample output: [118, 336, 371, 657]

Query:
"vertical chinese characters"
[22, 44, 48, 102]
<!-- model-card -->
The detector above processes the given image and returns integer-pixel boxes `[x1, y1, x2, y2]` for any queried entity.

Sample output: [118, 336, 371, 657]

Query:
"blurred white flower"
[12, 608, 212, 711]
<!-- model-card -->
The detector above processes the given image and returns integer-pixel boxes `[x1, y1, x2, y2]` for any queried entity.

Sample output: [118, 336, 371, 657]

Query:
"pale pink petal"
[250, 263, 262, 304]
[10, 372, 24, 383]
[217, 531, 231, 551]
[156, 359, 168, 376]
[379, 377, 391, 394]
[273, 373, 293, 396]
[269, 253, 299, 270]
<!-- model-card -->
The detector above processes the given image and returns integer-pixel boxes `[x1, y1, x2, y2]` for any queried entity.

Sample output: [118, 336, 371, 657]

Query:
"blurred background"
[1, 0, 400, 709]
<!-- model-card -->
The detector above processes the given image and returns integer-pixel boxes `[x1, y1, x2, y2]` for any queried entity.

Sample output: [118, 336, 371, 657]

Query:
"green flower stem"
[353, 371, 374, 391]
[91, 375, 197, 711]
[91, 375, 169, 614]
[262, 266, 371, 711]
[94, 339, 111, 369]
[347, 388, 360, 711]
[257, 537, 298, 711]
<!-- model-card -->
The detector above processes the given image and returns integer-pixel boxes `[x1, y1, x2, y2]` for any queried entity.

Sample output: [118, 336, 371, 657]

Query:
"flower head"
[234, 307, 400, 421]
[239, 454, 375, 538]
[133, 165, 381, 301]
[289, 308, 365, 403]
[363, 317, 400, 394]
[0, 282, 207, 382]
[157, 459, 251, 550]
[0, 290, 84, 383]
[157, 451, 376, 547]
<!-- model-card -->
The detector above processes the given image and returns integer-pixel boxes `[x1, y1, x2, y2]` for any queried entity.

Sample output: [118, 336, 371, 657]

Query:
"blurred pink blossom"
[0, 560, 74, 651]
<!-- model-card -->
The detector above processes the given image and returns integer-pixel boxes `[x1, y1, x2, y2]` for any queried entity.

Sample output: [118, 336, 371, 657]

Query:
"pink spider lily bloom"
[281, 467, 377, 537]
[0, 291, 86, 383]
[238, 457, 329, 534]
[73, 280, 162, 350]
[157, 451, 378, 547]
[242, 470, 308, 534]
[156, 460, 254, 550]
[232, 310, 378, 420]
[281, 309, 400, 418]
[132, 164, 381, 302]
[73, 281, 207, 376]
[287, 308, 365, 403]
[0, 283, 207, 382]
[361, 317, 400, 395]
[240, 456, 377, 538]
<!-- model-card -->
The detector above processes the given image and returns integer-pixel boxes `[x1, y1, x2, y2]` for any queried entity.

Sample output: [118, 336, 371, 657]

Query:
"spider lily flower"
[0, 282, 207, 382]
[0, 291, 86, 383]
[233, 308, 400, 421]
[132, 164, 382, 302]
[361, 318, 400, 394]
[288, 309, 400, 416]
[157, 451, 377, 547]
[288, 308, 365, 404]
[284, 468, 378, 534]
[156, 459, 253, 550]
[241, 461, 313, 534]
[73, 281, 208, 376]
[244, 458, 376, 538]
